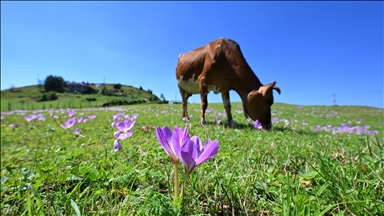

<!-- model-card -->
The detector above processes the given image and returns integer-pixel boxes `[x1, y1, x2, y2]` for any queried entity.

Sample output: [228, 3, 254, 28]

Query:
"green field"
[1, 102, 383, 215]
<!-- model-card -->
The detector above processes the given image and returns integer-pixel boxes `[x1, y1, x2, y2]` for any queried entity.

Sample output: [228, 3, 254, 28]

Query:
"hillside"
[0, 83, 164, 111]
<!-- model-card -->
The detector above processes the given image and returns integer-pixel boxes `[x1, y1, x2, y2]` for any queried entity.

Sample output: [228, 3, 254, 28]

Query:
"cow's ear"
[247, 89, 262, 102]
[256, 82, 275, 97]
[263, 81, 281, 96]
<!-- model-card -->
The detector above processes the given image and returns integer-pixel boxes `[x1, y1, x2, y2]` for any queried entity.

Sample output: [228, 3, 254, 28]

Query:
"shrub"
[36, 92, 58, 102]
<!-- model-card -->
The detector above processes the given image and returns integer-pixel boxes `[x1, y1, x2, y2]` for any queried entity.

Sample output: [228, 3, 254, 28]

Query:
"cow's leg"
[198, 78, 208, 126]
[243, 104, 249, 119]
[222, 91, 237, 128]
[178, 85, 191, 121]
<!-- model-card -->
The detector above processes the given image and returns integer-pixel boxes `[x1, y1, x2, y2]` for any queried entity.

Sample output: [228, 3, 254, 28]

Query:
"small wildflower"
[61, 118, 77, 129]
[216, 117, 221, 125]
[114, 139, 122, 153]
[253, 120, 262, 130]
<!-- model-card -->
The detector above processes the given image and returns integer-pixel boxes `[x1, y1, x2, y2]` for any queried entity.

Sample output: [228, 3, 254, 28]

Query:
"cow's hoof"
[226, 119, 237, 128]
[199, 118, 205, 126]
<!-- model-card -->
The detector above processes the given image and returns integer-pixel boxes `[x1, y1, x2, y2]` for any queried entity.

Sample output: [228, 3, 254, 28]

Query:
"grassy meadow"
[0, 84, 157, 112]
[1, 102, 383, 215]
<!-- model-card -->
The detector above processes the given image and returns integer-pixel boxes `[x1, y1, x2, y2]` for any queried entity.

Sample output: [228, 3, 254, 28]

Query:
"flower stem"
[173, 162, 179, 203]
[180, 171, 190, 199]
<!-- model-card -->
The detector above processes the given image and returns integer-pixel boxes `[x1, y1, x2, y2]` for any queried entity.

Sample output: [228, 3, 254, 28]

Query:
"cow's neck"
[234, 65, 263, 103]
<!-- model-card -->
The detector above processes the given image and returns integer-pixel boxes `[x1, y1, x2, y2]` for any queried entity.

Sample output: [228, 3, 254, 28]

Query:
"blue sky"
[1, 2, 383, 108]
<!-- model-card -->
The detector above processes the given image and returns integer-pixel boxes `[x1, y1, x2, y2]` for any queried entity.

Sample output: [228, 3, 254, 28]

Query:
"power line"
[303, 90, 382, 104]
[304, 94, 333, 103]
[337, 91, 382, 96]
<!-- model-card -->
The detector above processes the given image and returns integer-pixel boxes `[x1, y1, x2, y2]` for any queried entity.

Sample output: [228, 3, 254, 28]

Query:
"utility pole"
[332, 93, 336, 106]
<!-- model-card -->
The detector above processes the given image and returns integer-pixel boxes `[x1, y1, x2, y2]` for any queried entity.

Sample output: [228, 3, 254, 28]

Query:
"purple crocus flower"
[368, 130, 378, 135]
[60, 118, 77, 129]
[246, 117, 251, 123]
[114, 119, 135, 133]
[67, 110, 75, 118]
[174, 136, 219, 175]
[155, 124, 190, 163]
[131, 113, 139, 120]
[73, 128, 81, 135]
[88, 115, 96, 119]
[253, 120, 263, 130]
[113, 119, 136, 140]
[302, 120, 307, 126]
[114, 130, 133, 140]
[272, 117, 279, 123]
[77, 117, 88, 123]
[48, 109, 54, 116]
[216, 117, 221, 125]
[114, 139, 122, 153]
[113, 113, 121, 121]
[37, 114, 45, 121]
[24, 114, 37, 122]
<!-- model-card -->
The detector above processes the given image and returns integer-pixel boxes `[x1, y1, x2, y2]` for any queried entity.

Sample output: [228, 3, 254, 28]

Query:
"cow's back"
[176, 38, 260, 95]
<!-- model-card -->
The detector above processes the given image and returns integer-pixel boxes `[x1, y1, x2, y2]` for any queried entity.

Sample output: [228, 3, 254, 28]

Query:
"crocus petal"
[195, 139, 219, 166]
[132, 113, 139, 119]
[118, 131, 133, 140]
[113, 114, 121, 121]
[114, 122, 125, 132]
[162, 126, 173, 145]
[114, 140, 122, 153]
[181, 124, 190, 141]
[73, 128, 81, 135]
[191, 136, 203, 152]
[123, 120, 135, 133]
[156, 126, 178, 162]
[172, 126, 182, 146]
[180, 139, 199, 174]
[114, 131, 121, 140]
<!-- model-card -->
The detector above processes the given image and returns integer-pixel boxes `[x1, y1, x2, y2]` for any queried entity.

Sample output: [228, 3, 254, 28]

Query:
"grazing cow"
[176, 38, 281, 129]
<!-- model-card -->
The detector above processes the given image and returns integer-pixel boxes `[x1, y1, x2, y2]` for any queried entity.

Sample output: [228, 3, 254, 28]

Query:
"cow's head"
[245, 81, 281, 130]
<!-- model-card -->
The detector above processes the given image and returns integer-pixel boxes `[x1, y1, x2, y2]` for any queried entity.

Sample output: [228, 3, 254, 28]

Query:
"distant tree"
[44, 75, 67, 93]
[139, 86, 143, 91]
[160, 93, 166, 101]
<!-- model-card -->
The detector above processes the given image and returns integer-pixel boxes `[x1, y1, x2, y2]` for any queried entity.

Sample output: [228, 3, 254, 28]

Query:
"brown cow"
[176, 38, 281, 129]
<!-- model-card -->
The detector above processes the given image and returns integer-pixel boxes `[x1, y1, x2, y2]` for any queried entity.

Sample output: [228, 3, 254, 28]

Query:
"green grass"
[1, 102, 383, 215]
